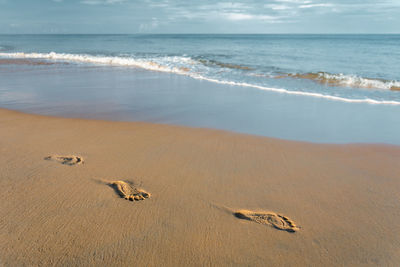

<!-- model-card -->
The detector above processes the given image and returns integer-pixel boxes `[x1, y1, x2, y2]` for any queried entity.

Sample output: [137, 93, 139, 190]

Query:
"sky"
[0, 0, 399, 34]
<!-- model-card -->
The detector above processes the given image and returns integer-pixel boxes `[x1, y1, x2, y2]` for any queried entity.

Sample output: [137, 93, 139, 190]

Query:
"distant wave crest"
[1, 52, 400, 106]
[276, 72, 400, 91]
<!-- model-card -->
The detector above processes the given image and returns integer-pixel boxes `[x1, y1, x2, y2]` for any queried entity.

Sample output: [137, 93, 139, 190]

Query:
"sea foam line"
[191, 75, 400, 105]
[0, 52, 188, 74]
[279, 72, 400, 91]
[1, 52, 400, 106]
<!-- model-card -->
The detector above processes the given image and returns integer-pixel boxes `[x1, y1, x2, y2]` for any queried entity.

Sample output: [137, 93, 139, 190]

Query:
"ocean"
[1, 34, 400, 144]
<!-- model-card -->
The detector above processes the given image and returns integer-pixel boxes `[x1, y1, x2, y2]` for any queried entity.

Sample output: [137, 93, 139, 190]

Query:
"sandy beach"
[1, 107, 400, 266]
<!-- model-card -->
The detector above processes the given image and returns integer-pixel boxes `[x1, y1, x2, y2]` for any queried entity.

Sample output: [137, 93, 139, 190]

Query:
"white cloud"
[223, 13, 281, 22]
[265, 4, 291, 10]
[81, 0, 126, 5]
[299, 3, 334, 8]
[224, 13, 253, 20]
[274, 0, 312, 3]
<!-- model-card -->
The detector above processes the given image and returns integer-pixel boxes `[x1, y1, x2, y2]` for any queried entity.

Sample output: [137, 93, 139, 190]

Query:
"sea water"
[1, 34, 400, 144]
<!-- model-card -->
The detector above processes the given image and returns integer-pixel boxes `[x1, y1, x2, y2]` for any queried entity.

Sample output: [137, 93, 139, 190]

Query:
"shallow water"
[1, 61, 400, 144]
[1, 34, 400, 144]
[1, 34, 400, 103]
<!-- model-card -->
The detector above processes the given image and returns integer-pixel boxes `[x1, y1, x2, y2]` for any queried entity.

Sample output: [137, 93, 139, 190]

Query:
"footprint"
[109, 180, 150, 202]
[234, 210, 299, 233]
[44, 155, 84, 166]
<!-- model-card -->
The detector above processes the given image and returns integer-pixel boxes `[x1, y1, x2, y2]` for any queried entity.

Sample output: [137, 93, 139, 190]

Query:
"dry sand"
[0, 108, 400, 266]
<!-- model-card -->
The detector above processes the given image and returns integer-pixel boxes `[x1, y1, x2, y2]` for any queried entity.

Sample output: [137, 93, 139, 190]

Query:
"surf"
[1, 51, 400, 106]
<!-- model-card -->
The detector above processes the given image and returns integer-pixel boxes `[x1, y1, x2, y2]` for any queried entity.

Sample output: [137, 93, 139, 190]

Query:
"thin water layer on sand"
[0, 58, 57, 65]
[1, 62, 400, 145]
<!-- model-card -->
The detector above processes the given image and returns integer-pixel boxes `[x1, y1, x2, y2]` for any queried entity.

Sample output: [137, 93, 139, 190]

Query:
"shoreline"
[5, 106, 400, 147]
[2, 58, 400, 145]
[1, 108, 400, 266]
[2, 51, 400, 105]
[3, 102, 400, 146]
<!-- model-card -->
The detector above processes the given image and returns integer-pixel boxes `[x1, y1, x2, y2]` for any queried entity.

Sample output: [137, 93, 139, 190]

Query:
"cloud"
[81, 0, 126, 5]
[265, 4, 291, 10]
[274, 0, 312, 3]
[299, 3, 334, 8]
[4, 0, 396, 33]
[139, 17, 159, 32]
[141, 1, 288, 24]
[223, 13, 282, 22]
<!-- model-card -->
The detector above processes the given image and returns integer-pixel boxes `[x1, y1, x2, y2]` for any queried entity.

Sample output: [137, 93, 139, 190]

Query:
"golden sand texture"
[1, 108, 400, 266]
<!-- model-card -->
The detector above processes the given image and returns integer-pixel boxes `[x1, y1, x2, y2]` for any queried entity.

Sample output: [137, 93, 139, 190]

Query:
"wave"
[190, 76, 400, 105]
[276, 72, 400, 91]
[197, 58, 253, 70]
[0, 52, 192, 74]
[1, 52, 400, 106]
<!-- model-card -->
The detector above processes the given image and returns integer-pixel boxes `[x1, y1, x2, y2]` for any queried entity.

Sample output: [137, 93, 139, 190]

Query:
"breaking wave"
[276, 72, 400, 91]
[1, 51, 400, 106]
[0, 52, 193, 74]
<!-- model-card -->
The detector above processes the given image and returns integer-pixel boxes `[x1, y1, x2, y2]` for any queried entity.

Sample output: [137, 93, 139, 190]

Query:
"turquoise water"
[1, 34, 400, 144]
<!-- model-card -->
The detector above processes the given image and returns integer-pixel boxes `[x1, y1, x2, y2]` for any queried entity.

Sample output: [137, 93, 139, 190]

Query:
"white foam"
[319, 72, 400, 90]
[0, 52, 195, 75]
[1, 52, 400, 106]
[190, 75, 400, 105]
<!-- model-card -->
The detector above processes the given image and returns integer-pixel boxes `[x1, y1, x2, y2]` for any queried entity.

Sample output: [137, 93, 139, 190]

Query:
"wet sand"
[0, 108, 399, 266]
[0, 58, 56, 65]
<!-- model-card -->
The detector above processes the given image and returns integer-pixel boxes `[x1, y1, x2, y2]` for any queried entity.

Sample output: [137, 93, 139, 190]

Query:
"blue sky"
[1, 0, 399, 33]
